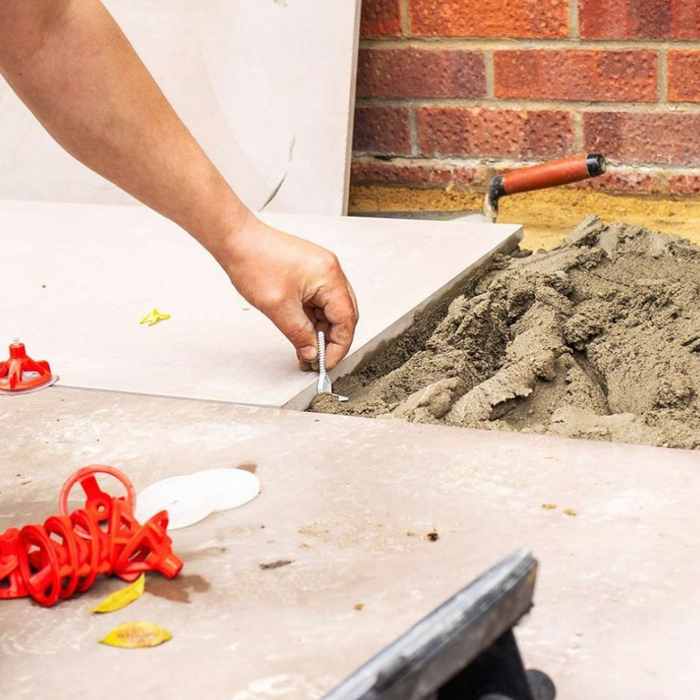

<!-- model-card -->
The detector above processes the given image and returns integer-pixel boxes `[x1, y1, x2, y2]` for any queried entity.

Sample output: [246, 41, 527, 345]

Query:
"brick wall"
[352, 0, 700, 197]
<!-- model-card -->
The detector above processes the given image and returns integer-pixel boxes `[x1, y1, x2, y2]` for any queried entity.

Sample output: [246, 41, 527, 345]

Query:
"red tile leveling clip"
[0, 340, 57, 394]
[0, 466, 183, 607]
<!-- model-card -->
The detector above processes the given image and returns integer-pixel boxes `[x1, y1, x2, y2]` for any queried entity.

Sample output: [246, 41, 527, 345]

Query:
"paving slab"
[1, 388, 699, 699]
[0, 199, 521, 409]
[0, 0, 361, 215]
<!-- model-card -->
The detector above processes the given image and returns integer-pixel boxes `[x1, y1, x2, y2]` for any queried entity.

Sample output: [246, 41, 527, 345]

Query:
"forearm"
[0, 0, 249, 259]
[0, 0, 359, 367]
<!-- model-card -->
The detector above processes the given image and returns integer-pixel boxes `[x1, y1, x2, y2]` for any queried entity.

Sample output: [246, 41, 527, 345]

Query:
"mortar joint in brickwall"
[484, 49, 496, 99]
[358, 97, 700, 114]
[352, 153, 700, 173]
[399, 0, 410, 36]
[359, 37, 700, 52]
[408, 102, 419, 157]
[664, 102, 700, 112]
[352, 155, 694, 177]
[569, 0, 580, 40]
[603, 156, 683, 171]
[352, 157, 700, 181]
[658, 48, 668, 103]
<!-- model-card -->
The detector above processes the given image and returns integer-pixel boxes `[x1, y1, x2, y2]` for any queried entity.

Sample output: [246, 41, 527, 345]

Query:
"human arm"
[0, 0, 358, 368]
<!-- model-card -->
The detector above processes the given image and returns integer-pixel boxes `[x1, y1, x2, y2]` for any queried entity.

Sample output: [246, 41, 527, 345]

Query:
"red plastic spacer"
[0, 341, 55, 394]
[104, 499, 141, 568]
[43, 516, 81, 600]
[114, 511, 183, 581]
[2, 465, 183, 607]
[69, 509, 111, 591]
[17, 525, 63, 607]
[59, 465, 137, 519]
[0, 528, 27, 599]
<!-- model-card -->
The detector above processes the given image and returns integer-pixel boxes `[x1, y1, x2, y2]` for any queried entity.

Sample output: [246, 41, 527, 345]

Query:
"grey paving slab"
[0, 199, 521, 409]
[1, 388, 699, 699]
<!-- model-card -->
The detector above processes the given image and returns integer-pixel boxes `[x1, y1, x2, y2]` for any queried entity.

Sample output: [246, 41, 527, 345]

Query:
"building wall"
[352, 0, 700, 196]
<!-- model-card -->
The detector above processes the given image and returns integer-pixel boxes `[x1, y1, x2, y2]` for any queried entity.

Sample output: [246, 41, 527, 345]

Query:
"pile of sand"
[312, 217, 700, 450]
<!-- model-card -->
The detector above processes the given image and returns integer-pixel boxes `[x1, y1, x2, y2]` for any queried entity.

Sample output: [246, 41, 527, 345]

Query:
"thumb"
[269, 300, 318, 363]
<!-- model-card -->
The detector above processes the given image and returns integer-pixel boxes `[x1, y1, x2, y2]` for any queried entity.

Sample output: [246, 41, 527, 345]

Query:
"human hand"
[220, 214, 358, 370]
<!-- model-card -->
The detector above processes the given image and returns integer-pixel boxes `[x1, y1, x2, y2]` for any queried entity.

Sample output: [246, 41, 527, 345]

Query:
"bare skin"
[0, 0, 358, 370]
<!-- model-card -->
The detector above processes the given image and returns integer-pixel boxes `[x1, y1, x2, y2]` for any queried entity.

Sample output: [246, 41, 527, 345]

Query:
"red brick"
[495, 50, 658, 103]
[418, 108, 574, 159]
[357, 49, 486, 99]
[584, 112, 700, 166]
[668, 172, 700, 195]
[580, 0, 700, 39]
[353, 106, 412, 155]
[360, 0, 402, 37]
[410, 0, 568, 38]
[668, 51, 700, 103]
[351, 158, 486, 187]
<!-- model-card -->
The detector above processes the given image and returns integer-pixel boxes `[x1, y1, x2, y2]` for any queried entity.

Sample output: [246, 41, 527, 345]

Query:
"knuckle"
[259, 289, 286, 311]
[322, 251, 341, 272]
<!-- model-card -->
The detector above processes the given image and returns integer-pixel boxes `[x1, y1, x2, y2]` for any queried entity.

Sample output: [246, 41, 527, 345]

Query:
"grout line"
[569, 0, 580, 40]
[355, 96, 700, 113]
[658, 47, 669, 103]
[409, 102, 420, 156]
[351, 153, 700, 170]
[484, 49, 496, 99]
[359, 37, 700, 51]
[350, 156, 700, 184]
[399, 0, 410, 36]
[351, 154, 694, 169]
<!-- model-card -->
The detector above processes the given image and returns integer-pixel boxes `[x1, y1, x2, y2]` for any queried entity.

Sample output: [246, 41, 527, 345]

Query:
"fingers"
[346, 279, 359, 325]
[310, 306, 331, 336]
[268, 298, 319, 370]
[300, 306, 329, 371]
[313, 277, 359, 370]
[226, 219, 358, 373]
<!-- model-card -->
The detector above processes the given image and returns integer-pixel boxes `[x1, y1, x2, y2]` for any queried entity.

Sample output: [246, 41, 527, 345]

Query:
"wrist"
[184, 184, 257, 273]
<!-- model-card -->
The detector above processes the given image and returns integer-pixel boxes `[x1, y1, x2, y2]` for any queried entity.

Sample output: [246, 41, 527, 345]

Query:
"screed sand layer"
[349, 186, 700, 250]
[312, 217, 700, 450]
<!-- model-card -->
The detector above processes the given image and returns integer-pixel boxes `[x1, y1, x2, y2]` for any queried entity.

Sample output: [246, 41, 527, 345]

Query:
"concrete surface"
[0, 199, 521, 409]
[2, 388, 700, 699]
[0, 0, 361, 215]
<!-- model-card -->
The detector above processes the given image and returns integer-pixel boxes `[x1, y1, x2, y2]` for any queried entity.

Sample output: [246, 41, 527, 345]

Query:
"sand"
[311, 217, 700, 450]
[349, 185, 700, 250]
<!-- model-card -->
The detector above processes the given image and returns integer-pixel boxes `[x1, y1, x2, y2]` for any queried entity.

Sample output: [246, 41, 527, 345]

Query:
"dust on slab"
[311, 217, 700, 451]
[259, 560, 294, 570]
[146, 574, 211, 603]
[237, 462, 258, 474]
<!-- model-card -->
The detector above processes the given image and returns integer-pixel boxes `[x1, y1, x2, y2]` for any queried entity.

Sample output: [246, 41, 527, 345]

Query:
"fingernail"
[300, 345, 317, 361]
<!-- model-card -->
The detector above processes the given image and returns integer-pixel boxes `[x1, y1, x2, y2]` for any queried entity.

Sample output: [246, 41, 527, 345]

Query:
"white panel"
[0, 200, 522, 408]
[0, 0, 361, 214]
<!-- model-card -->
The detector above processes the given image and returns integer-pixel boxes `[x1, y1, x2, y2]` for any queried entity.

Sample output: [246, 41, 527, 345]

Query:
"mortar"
[311, 216, 700, 451]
